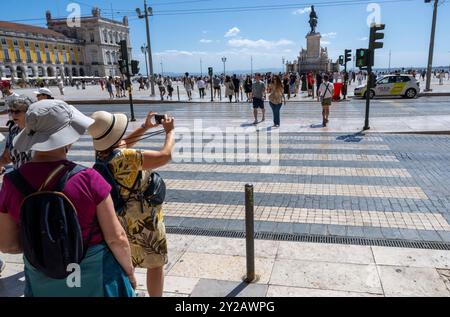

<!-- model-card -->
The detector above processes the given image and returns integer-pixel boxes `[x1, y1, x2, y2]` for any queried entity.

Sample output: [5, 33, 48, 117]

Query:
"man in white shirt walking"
[318, 75, 334, 127]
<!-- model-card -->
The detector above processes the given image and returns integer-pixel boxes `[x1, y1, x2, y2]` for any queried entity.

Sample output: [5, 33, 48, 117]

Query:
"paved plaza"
[6, 75, 450, 105]
[1, 99, 450, 297]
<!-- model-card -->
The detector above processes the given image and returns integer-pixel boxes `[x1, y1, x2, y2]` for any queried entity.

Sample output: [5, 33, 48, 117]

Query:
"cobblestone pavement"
[2, 102, 450, 297]
[67, 130, 450, 243]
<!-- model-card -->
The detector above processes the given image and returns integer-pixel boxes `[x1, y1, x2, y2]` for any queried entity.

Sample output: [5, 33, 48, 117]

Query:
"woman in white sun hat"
[0, 100, 136, 297]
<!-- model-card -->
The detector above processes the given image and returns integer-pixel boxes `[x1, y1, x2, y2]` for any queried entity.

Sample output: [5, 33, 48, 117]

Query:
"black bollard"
[244, 184, 255, 283]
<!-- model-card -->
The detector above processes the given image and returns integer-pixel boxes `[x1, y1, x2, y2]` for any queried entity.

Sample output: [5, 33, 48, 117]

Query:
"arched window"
[114, 32, 119, 44]
[106, 51, 111, 64]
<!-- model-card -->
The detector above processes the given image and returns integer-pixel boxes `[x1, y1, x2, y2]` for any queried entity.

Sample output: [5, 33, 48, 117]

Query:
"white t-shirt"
[197, 80, 206, 89]
[318, 82, 334, 99]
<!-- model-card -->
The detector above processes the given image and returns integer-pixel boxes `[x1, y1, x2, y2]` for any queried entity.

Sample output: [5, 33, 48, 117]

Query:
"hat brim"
[13, 105, 94, 152]
[92, 113, 128, 152]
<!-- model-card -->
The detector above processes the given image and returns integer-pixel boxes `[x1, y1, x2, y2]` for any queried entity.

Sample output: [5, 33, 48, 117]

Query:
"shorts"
[321, 98, 332, 106]
[253, 97, 264, 109]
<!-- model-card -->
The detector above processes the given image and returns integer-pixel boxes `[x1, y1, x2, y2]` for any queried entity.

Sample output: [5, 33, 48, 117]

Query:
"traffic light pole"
[363, 52, 372, 131]
[343, 61, 347, 100]
[125, 59, 136, 122]
[425, 0, 438, 92]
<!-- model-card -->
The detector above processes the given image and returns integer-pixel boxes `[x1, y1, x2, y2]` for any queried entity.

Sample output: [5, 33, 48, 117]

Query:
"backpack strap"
[53, 164, 87, 192]
[5, 170, 36, 198]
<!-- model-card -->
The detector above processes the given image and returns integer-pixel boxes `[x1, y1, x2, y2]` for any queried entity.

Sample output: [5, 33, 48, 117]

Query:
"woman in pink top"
[0, 100, 136, 297]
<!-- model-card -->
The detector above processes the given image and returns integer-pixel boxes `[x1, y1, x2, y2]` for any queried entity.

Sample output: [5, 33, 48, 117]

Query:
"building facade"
[46, 7, 131, 78]
[0, 21, 85, 82]
[0, 7, 131, 82]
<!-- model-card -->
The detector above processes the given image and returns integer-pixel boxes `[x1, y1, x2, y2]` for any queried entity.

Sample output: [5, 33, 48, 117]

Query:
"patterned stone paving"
[65, 131, 450, 242]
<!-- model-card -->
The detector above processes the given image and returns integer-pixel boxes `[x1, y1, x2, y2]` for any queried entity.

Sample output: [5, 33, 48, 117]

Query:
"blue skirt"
[24, 243, 135, 297]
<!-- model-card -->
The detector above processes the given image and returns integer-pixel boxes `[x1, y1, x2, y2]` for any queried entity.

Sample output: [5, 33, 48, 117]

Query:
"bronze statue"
[309, 6, 318, 34]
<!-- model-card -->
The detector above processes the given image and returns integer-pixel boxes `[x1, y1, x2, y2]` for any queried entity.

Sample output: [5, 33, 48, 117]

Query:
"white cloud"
[200, 39, 213, 43]
[225, 27, 240, 38]
[228, 38, 294, 49]
[293, 7, 312, 15]
[322, 32, 337, 39]
[155, 50, 207, 57]
[359, 37, 368, 41]
[320, 40, 331, 45]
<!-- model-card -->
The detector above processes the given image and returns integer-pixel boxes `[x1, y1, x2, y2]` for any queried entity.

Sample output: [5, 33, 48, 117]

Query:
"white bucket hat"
[13, 100, 94, 152]
[88, 111, 128, 152]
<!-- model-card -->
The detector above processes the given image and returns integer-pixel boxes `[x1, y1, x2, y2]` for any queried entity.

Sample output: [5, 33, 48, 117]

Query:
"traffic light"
[131, 60, 140, 75]
[118, 60, 127, 75]
[356, 49, 369, 68]
[369, 24, 385, 51]
[119, 40, 129, 61]
[208, 67, 213, 76]
[338, 55, 344, 66]
[344, 49, 352, 63]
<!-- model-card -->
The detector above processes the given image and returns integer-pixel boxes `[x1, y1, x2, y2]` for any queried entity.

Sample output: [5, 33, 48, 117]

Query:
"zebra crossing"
[66, 132, 450, 240]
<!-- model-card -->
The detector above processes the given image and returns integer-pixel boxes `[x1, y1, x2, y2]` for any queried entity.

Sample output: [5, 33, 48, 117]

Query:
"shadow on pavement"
[336, 131, 366, 143]
[225, 281, 250, 297]
[0, 271, 25, 297]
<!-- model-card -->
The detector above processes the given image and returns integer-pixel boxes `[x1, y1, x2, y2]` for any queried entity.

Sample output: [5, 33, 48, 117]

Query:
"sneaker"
[0, 258, 5, 273]
[253, 121, 258, 125]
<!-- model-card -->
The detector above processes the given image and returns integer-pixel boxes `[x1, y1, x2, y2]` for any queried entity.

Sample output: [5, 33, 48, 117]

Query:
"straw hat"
[88, 111, 128, 151]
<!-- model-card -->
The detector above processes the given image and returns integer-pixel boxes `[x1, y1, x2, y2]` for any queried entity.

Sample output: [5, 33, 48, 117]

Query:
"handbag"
[143, 172, 166, 206]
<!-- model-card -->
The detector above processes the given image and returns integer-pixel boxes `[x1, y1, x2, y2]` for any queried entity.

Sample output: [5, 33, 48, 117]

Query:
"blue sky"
[0, 0, 449, 73]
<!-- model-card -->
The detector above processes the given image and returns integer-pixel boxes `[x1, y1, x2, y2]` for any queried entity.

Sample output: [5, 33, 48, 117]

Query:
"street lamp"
[141, 45, 149, 87]
[136, 0, 155, 96]
[424, 0, 439, 92]
[222, 56, 227, 76]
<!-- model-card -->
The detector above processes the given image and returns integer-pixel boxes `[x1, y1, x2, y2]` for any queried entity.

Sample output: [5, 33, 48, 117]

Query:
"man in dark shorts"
[252, 73, 266, 124]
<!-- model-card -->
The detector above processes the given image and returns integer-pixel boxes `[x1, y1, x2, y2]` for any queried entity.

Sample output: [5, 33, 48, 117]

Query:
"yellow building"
[0, 7, 131, 83]
[0, 21, 86, 82]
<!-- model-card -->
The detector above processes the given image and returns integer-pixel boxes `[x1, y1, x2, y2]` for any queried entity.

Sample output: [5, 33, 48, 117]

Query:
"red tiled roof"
[0, 21, 69, 39]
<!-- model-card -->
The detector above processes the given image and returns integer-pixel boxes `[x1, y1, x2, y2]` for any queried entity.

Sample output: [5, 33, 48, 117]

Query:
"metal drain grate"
[166, 227, 450, 251]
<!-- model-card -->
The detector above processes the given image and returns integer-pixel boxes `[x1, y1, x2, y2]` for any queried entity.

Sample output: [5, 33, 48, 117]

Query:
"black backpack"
[6, 163, 96, 280]
[93, 151, 166, 215]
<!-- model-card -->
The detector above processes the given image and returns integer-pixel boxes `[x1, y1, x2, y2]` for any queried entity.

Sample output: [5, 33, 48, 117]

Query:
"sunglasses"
[8, 109, 24, 115]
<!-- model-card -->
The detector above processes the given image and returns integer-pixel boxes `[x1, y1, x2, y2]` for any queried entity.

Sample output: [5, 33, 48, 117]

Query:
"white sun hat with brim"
[13, 100, 94, 152]
[33, 87, 54, 98]
[88, 111, 129, 152]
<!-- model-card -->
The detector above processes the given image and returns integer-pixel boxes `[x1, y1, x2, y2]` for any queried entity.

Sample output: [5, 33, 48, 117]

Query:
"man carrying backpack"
[0, 100, 136, 297]
[88, 110, 175, 297]
[318, 74, 334, 127]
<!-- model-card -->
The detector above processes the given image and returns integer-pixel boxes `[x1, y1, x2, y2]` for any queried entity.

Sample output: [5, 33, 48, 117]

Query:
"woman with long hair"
[268, 75, 286, 128]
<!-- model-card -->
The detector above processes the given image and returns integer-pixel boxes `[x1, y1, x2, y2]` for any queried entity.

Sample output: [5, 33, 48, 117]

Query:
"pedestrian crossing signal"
[131, 60, 140, 75]
[338, 55, 344, 65]
[118, 60, 127, 75]
[208, 67, 213, 76]
[356, 49, 369, 68]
